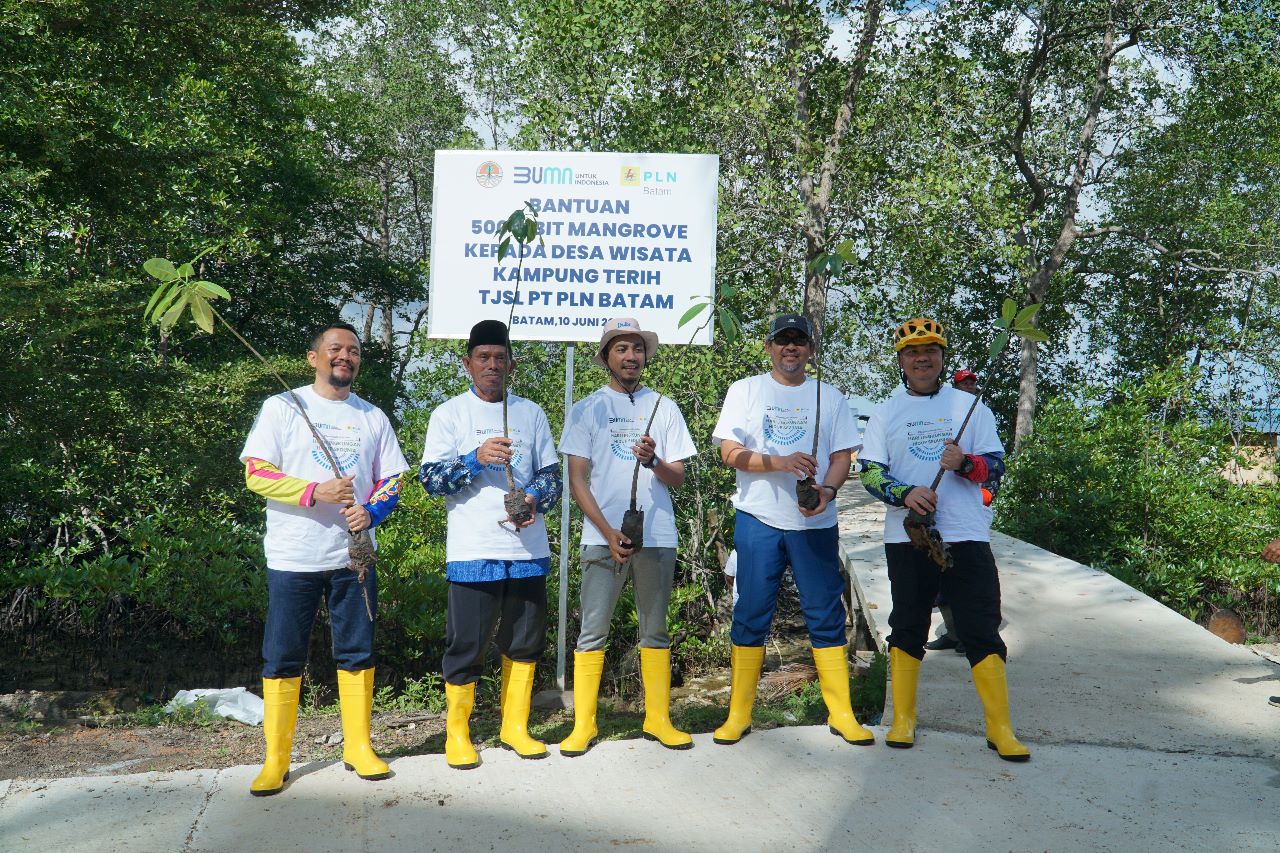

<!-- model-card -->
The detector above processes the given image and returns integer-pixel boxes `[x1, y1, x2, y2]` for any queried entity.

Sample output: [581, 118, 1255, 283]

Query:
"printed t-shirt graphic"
[559, 386, 697, 548]
[859, 385, 1003, 544]
[713, 374, 859, 531]
[420, 391, 557, 562]
[239, 385, 409, 572]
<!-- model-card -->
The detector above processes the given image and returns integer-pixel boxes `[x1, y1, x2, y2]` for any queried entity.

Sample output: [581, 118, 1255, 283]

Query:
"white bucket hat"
[593, 317, 659, 369]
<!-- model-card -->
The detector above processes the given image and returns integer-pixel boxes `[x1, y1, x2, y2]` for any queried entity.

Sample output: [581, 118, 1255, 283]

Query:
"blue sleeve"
[523, 462, 562, 514]
[419, 449, 485, 496]
[980, 451, 1005, 494]
[362, 474, 402, 528]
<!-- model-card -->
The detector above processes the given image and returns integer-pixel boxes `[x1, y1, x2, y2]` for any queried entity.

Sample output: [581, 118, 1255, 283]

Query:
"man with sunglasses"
[711, 313, 873, 747]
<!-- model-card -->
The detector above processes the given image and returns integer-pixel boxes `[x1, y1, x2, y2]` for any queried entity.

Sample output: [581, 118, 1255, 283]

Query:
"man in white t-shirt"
[710, 313, 874, 748]
[239, 322, 410, 796]
[557, 318, 698, 756]
[418, 320, 561, 769]
[859, 317, 1030, 761]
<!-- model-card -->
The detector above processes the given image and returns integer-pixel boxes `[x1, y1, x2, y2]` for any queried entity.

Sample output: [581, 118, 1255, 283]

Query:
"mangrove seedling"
[495, 203, 543, 528]
[141, 251, 377, 618]
[903, 299, 1049, 569]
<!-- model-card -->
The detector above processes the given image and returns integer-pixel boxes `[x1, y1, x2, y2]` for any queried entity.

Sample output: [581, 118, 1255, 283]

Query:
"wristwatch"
[641, 455, 658, 470]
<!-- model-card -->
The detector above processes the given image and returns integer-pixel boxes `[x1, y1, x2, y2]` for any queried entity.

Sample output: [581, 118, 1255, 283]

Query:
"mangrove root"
[620, 508, 645, 553]
[795, 478, 821, 511]
[504, 488, 533, 527]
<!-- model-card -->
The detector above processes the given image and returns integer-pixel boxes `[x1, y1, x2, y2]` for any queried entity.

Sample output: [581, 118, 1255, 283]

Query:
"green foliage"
[374, 672, 446, 714]
[997, 369, 1280, 628]
[125, 699, 221, 729]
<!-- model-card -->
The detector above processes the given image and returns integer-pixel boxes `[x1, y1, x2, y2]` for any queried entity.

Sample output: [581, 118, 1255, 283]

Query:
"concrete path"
[2, 486, 1278, 852]
[838, 489, 1280, 757]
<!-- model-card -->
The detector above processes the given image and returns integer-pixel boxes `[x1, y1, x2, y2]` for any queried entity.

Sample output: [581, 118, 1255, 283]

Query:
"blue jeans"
[730, 512, 846, 648]
[262, 567, 377, 678]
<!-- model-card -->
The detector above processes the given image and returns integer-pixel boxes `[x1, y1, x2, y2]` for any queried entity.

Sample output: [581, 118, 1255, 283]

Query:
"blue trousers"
[262, 567, 376, 678]
[730, 512, 846, 648]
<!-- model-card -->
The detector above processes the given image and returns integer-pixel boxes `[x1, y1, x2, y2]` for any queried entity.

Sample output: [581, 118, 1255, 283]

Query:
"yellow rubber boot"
[640, 647, 692, 750]
[499, 659, 548, 759]
[337, 668, 392, 779]
[444, 682, 480, 770]
[712, 645, 764, 745]
[500, 655, 513, 715]
[559, 650, 605, 757]
[886, 647, 921, 748]
[812, 645, 875, 745]
[971, 654, 1031, 762]
[250, 676, 301, 796]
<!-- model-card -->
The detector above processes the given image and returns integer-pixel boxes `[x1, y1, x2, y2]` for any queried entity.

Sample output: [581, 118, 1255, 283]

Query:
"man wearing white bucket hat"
[557, 318, 698, 756]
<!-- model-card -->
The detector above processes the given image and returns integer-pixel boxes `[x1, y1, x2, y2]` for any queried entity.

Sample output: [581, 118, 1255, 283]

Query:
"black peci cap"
[467, 319, 511, 354]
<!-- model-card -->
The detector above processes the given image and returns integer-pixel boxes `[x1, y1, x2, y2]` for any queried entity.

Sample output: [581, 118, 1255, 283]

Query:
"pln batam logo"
[620, 166, 641, 186]
[475, 161, 503, 188]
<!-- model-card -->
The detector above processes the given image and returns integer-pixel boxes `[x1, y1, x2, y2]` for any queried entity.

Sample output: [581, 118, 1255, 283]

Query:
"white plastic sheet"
[165, 687, 264, 726]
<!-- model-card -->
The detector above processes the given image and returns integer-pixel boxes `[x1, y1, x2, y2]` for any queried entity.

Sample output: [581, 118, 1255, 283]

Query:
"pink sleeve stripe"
[245, 458, 287, 481]
[300, 481, 317, 507]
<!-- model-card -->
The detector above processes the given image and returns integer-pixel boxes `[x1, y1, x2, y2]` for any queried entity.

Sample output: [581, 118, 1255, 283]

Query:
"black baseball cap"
[766, 313, 812, 341]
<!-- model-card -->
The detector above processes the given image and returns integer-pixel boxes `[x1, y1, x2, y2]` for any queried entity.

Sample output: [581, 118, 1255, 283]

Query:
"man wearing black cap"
[418, 320, 562, 769]
[710, 313, 873, 747]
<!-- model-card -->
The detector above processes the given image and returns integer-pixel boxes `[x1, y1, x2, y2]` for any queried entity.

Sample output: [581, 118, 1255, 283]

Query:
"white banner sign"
[427, 150, 719, 345]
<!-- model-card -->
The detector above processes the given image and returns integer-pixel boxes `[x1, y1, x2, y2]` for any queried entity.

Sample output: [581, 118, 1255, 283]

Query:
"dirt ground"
[0, 709, 457, 781]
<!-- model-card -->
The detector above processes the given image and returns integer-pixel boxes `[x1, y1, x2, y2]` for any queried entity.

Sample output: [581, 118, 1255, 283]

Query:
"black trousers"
[885, 541, 1006, 665]
[442, 575, 548, 685]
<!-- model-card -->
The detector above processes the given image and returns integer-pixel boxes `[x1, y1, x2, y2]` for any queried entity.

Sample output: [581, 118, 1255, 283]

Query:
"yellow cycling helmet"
[893, 317, 947, 352]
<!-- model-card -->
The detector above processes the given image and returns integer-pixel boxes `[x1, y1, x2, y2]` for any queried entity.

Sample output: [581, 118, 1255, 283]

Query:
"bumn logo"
[514, 165, 573, 185]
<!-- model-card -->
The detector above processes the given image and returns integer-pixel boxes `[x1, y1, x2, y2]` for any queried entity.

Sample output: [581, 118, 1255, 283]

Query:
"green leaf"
[160, 293, 190, 330]
[720, 308, 741, 343]
[835, 240, 856, 264]
[498, 237, 511, 261]
[678, 301, 709, 327]
[526, 219, 538, 240]
[193, 280, 229, 300]
[1014, 303, 1041, 327]
[994, 316, 1009, 330]
[177, 262, 194, 278]
[190, 295, 214, 333]
[719, 283, 737, 298]
[149, 283, 187, 324]
[1001, 298, 1017, 324]
[143, 258, 177, 282]
[1017, 328, 1049, 342]
[144, 281, 176, 320]
[988, 331, 1010, 363]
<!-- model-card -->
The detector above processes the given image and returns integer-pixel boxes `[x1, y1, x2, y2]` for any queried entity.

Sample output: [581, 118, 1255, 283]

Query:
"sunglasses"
[771, 333, 810, 346]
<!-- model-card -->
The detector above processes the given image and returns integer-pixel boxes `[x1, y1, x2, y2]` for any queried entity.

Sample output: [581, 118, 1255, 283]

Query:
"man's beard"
[328, 371, 354, 388]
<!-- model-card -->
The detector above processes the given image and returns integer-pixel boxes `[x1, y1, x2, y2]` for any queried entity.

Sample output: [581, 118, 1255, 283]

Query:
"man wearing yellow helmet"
[857, 317, 1031, 762]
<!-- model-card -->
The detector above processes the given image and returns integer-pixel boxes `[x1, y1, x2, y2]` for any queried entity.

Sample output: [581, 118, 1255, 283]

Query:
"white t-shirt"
[859, 385, 1003, 544]
[712, 374, 859, 531]
[420, 390, 557, 562]
[559, 386, 697, 548]
[239, 386, 409, 572]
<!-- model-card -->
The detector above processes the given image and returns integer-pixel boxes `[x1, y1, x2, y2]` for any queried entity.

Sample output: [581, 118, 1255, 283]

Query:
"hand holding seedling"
[939, 439, 966, 472]
[314, 475, 356, 505]
[477, 437, 514, 466]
